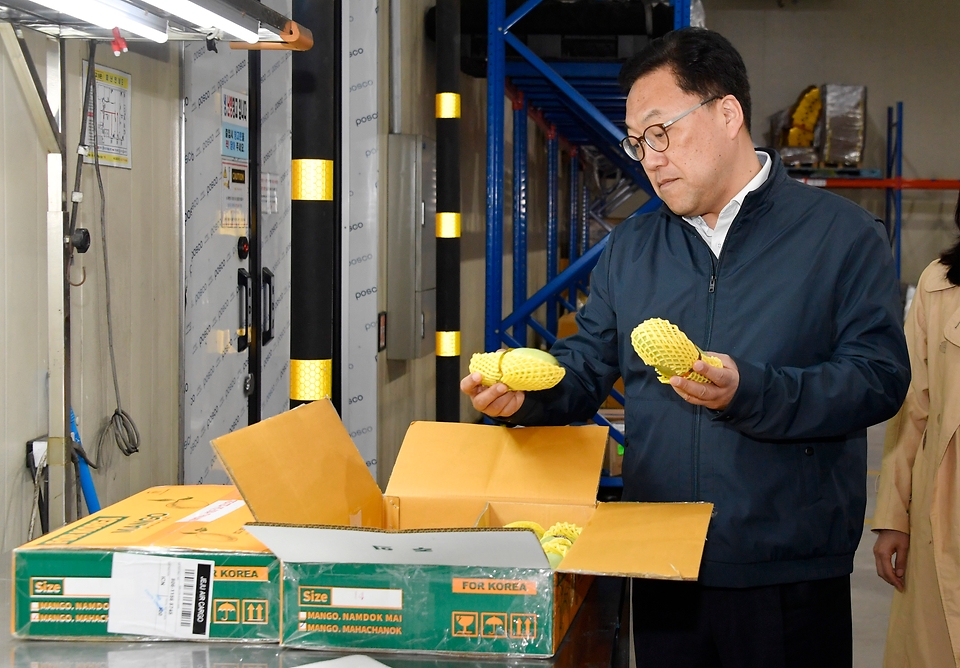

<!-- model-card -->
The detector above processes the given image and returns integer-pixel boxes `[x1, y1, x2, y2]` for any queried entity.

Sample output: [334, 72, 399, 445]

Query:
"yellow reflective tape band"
[436, 92, 461, 119]
[291, 159, 334, 201]
[290, 359, 332, 401]
[436, 212, 461, 238]
[436, 331, 461, 357]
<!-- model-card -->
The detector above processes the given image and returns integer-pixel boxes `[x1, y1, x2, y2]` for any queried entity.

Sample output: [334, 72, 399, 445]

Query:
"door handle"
[238, 268, 251, 352]
[262, 268, 274, 345]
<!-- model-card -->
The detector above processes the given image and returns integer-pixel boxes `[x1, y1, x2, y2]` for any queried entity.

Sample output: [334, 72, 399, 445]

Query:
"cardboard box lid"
[16, 486, 270, 553]
[557, 502, 712, 579]
[384, 422, 608, 507]
[211, 401, 383, 527]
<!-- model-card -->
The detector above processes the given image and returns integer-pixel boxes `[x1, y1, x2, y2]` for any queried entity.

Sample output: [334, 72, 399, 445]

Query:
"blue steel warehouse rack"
[482, 3, 960, 467]
[484, 0, 693, 444]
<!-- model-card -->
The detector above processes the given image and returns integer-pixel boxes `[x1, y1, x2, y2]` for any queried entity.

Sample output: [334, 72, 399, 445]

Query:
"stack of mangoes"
[504, 520, 583, 569]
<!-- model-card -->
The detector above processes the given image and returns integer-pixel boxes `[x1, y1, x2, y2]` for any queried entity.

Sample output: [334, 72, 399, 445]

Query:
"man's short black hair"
[618, 27, 752, 134]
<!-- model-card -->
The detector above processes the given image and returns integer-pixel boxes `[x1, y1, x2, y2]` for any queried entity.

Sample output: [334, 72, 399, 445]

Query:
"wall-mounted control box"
[386, 134, 436, 360]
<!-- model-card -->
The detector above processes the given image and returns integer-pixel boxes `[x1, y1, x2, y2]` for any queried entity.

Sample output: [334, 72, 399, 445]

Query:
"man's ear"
[720, 95, 745, 139]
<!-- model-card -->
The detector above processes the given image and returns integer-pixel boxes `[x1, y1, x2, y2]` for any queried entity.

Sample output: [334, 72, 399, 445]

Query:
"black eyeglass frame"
[620, 96, 721, 162]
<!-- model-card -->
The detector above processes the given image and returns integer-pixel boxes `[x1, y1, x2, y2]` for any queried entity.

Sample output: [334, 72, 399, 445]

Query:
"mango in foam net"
[503, 520, 546, 541]
[468, 348, 565, 391]
[541, 537, 573, 570]
[541, 522, 582, 543]
[504, 520, 583, 569]
[630, 318, 723, 384]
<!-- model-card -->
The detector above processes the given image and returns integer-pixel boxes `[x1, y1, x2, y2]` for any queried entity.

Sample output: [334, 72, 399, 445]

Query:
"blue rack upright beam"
[485, 0, 507, 353]
[567, 150, 579, 308]
[485, 0, 690, 437]
[546, 129, 559, 335]
[512, 93, 529, 344]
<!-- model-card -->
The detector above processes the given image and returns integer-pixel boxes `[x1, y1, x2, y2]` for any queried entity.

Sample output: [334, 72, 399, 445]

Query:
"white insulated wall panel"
[344, 0, 380, 477]
[182, 46, 250, 484]
[259, 0, 293, 421]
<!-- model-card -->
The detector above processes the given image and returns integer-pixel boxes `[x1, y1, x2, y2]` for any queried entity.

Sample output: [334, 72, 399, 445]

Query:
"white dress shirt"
[682, 151, 771, 258]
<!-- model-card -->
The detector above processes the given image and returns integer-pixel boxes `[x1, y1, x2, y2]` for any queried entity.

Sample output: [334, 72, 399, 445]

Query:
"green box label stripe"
[282, 563, 556, 655]
[14, 550, 280, 641]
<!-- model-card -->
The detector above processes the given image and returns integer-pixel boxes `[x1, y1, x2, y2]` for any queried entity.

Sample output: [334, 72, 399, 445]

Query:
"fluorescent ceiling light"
[31, 0, 169, 43]
[138, 0, 260, 44]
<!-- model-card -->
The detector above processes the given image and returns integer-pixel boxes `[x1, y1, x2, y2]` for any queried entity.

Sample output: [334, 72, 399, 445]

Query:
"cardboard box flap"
[245, 524, 550, 569]
[385, 422, 607, 506]
[211, 401, 383, 528]
[17, 485, 269, 553]
[557, 502, 712, 579]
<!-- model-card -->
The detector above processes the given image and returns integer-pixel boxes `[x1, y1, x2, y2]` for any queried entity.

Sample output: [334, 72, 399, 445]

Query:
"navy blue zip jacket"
[508, 150, 910, 588]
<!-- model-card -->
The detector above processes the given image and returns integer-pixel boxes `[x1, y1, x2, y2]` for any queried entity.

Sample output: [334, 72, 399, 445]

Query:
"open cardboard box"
[212, 400, 711, 657]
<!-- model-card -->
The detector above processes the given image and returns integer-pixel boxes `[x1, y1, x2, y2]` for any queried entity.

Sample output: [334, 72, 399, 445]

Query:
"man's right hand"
[460, 372, 525, 419]
[874, 529, 910, 592]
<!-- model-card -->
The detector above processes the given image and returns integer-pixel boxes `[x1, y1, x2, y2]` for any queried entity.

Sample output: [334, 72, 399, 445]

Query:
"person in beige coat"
[874, 193, 960, 668]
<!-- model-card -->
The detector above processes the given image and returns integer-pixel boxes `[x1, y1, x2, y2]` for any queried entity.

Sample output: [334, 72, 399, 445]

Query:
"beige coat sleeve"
[873, 281, 930, 534]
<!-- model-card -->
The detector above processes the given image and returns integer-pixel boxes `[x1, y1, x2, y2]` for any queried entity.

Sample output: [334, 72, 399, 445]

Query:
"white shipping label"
[175, 499, 246, 523]
[107, 553, 215, 639]
[330, 587, 403, 610]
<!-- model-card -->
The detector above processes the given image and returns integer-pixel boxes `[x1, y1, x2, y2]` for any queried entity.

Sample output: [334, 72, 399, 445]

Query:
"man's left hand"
[669, 353, 739, 411]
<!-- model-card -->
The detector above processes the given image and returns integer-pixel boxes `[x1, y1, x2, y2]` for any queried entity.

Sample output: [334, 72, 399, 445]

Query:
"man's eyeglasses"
[620, 96, 720, 162]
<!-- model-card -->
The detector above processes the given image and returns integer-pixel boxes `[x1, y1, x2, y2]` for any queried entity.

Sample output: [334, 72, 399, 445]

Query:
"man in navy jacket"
[462, 27, 909, 668]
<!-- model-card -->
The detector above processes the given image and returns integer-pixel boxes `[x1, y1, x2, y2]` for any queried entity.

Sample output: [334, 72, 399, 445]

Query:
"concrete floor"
[852, 422, 895, 668]
[1, 424, 895, 667]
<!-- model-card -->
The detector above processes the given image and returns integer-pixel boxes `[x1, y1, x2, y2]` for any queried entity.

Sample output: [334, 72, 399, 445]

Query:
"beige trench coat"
[875, 259, 960, 667]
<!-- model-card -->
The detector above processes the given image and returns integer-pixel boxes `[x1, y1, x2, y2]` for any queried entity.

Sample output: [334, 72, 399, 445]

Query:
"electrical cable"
[28, 451, 48, 541]
[68, 41, 98, 239]
[84, 43, 141, 464]
[74, 457, 82, 518]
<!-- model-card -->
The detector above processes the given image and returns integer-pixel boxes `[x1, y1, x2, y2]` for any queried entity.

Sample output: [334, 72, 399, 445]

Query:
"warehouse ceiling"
[0, 0, 293, 42]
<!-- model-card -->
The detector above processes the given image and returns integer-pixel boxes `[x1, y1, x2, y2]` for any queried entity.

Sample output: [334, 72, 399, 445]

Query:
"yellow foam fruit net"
[630, 318, 723, 384]
[468, 348, 566, 392]
[541, 521, 582, 543]
[503, 520, 545, 541]
[503, 521, 583, 570]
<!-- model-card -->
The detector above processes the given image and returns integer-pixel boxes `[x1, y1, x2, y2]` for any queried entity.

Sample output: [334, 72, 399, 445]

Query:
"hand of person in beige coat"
[874, 529, 909, 592]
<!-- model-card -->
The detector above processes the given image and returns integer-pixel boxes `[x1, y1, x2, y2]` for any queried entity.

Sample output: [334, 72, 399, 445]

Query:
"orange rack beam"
[794, 177, 960, 190]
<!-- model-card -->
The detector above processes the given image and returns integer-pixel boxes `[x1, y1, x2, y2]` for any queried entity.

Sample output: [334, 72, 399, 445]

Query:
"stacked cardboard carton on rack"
[771, 83, 867, 168]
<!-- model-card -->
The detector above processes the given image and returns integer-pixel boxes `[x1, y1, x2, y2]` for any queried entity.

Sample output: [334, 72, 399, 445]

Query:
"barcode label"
[107, 553, 215, 639]
[180, 566, 197, 628]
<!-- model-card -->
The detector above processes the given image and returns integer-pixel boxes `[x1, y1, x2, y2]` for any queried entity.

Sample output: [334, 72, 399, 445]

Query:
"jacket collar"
[924, 261, 957, 292]
[660, 148, 786, 224]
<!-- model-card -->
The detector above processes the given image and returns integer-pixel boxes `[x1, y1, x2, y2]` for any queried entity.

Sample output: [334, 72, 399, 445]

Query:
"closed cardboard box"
[12, 485, 280, 643]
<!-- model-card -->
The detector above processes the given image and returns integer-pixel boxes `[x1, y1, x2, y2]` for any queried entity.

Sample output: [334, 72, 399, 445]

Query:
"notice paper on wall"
[221, 159, 249, 233]
[82, 61, 132, 169]
[107, 553, 215, 639]
[221, 89, 249, 160]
